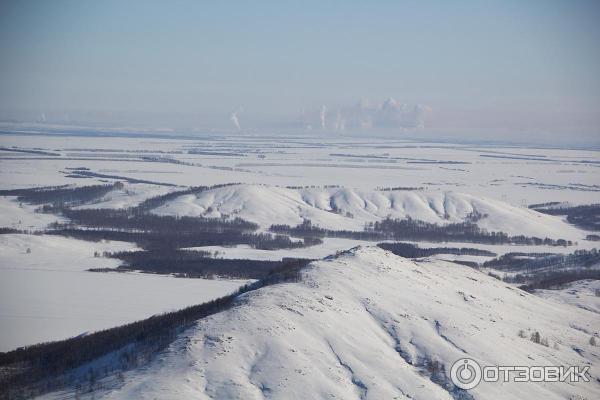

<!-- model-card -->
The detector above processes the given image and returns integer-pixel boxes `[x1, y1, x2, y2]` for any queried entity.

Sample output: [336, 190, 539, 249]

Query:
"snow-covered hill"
[78, 247, 599, 400]
[152, 184, 583, 240]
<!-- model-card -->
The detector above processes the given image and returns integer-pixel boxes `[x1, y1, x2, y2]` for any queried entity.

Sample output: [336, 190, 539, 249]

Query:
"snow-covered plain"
[1, 133, 599, 206]
[0, 234, 249, 351]
[70, 247, 600, 400]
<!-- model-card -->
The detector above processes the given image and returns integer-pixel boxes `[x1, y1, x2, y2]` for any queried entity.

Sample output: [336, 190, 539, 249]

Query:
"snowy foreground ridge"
[101, 247, 599, 400]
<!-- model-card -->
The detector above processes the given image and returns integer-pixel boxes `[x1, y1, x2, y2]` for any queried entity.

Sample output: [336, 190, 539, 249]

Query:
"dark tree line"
[52, 208, 258, 233]
[60, 170, 178, 186]
[369, 217, 570, 246]
[478, 249, 600, 290]
[482, 249, 600, 273]
[0, 258, 309, 399]
[0, 146, 60, 156]
[271, 218, 572, 246]
[515, 270, 600, 291]
[271, 219, 385, 240]
[0, 227, 28, 234]
[528, 201, 561, 209]
[0, 184, 116, 207]
[530, 203, 600, 231]
[376, 186, 424, 191]
[48, 228, 321, 251]
[377, 242, 496, 258]
[187, 149, 245, 156]
[371, 217, 568, 245]
[0, 185, 66, 196]
[98, 249, 312, 279]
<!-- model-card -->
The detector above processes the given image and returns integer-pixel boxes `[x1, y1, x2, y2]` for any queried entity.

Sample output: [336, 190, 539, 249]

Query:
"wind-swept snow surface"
[96, 247, 599, 400]
[152, 184, 584, 240]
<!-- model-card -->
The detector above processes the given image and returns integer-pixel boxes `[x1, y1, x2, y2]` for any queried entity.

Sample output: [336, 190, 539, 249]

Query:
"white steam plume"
[230, 109, 242, 131]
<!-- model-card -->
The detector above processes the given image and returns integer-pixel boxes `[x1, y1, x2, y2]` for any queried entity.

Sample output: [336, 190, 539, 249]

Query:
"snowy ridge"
[152, 184, 583, 239]
[94, 247, 599, 400]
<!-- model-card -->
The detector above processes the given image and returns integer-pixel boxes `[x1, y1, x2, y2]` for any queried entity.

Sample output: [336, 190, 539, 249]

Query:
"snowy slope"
[536, 280, 600, 315]
[77, 247, 599, 400]
[152, 184, 584, 240]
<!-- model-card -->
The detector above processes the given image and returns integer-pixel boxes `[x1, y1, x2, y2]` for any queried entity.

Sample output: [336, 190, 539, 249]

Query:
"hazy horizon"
[1, 0, 599, 145]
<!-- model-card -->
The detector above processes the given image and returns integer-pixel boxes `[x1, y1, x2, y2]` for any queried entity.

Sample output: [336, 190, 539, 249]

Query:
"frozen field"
[1, 133, 599, 206]
[0, 234, 249, 351]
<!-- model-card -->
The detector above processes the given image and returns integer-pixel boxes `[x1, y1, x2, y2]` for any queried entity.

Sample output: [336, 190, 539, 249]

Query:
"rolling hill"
[74, 246, 599, 400]
[152, 184, 584, 240]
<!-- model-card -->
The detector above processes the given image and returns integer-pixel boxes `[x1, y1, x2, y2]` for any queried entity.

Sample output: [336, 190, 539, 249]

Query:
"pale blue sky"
[0, 0, 598, 142]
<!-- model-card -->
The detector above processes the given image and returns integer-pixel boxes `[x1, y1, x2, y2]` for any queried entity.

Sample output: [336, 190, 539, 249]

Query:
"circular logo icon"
[450, 358, 482, 390]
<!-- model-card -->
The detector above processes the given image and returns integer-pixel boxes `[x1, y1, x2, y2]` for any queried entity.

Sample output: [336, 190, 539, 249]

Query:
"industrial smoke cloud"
[301, 98, 430, 131]
[230, 109, 242, 131]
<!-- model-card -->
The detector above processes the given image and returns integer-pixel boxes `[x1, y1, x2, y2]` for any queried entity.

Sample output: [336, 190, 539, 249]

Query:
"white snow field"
[1, 133, 599, 206]
[65, 246, 600, 400]
[0, 234, 249, 351]
[152, 184, 585, 240]
[0, 196, 63, 230]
